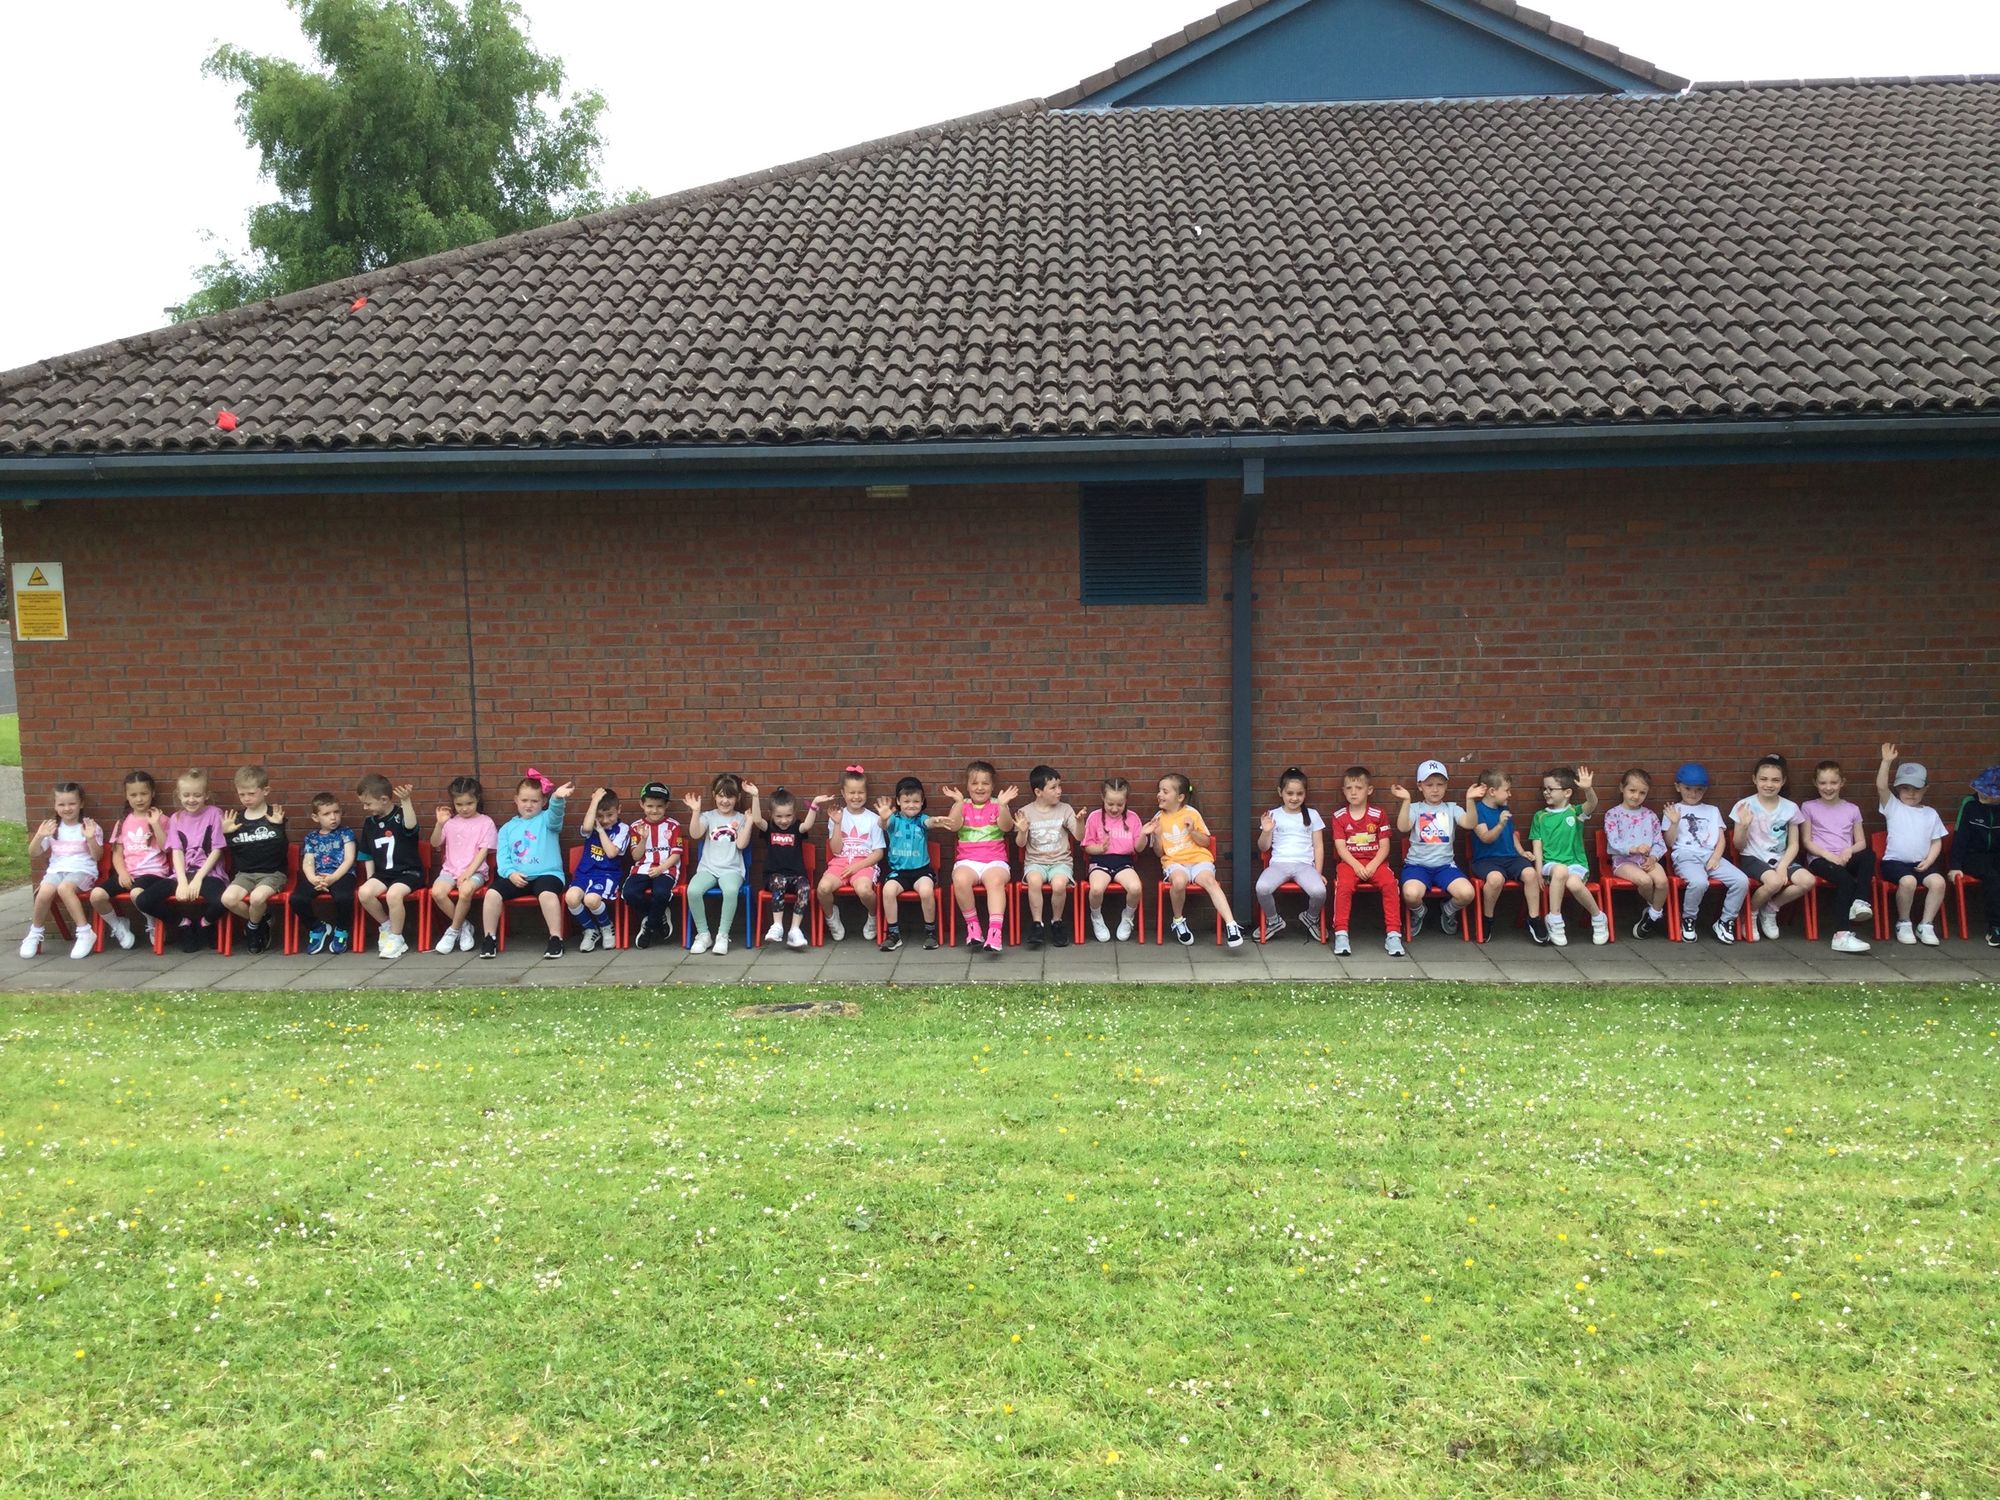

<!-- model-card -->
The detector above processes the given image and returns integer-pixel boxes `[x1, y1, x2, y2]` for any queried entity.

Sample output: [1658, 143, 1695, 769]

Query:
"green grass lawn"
[0, 819, 24, 888]
[1, 982, 1993, 1497]
[0, 712, 19, 767]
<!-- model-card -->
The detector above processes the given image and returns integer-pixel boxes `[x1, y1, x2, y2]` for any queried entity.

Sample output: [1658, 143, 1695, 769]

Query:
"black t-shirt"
[763, 824, 807, 878]
[227, 809, 287, 875]
[362, 808, 423, 877]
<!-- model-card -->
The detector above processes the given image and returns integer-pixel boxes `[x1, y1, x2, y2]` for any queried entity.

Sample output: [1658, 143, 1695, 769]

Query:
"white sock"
[1647, 906, 1664, 920]
[26, 924, 43, 937]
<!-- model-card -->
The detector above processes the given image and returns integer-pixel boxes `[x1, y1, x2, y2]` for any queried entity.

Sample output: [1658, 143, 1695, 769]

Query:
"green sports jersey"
[1531, 806, 1589, 870]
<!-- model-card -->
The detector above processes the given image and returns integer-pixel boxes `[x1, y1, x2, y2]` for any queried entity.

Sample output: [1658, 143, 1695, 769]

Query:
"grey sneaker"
[1332, 931, 1351, 956]
[1712, 919, 1737, 945]
[1384, 932, 1407, 957]
[1257, 916, 1286, 944]
[1299, 912, 1322, 943]
[1440, 904, 1460, 936]
[1407, 904, 1427, 938]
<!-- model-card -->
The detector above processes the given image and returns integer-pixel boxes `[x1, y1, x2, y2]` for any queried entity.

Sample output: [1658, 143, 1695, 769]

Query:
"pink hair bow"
[845, 763, 866, 775]
[523, 766, 555, 795]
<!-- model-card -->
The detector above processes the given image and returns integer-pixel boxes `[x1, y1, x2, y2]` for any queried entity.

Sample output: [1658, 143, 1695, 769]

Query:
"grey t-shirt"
[1021, 802, 1076, 864]
[693, 811, 747, 876]
[1403, 801, 1461, 868]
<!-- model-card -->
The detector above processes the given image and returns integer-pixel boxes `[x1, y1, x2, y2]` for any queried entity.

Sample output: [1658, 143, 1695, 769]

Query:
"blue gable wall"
[1073, 0, 1667, 108]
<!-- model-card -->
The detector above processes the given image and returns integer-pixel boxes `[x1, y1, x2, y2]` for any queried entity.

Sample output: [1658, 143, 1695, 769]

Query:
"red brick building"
[3, 1, 1997, 916]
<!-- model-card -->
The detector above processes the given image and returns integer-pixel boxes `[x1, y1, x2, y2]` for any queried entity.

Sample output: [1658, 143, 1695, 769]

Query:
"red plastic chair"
[757, 842, 819, 947]
[1154, 832, 1227, 945]
[88, 846, 171, 956]
[879, 842, 943, 948]
[1253, 844, 1328, 944]
[1871, 829, 1955, 939]
[220, 844, 302, 956]
[352, 841, 435, 956]
[1952, 869, 1985, 941]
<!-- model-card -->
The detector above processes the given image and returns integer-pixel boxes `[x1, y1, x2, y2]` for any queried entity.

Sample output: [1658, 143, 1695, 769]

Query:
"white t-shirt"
[831, 807, 885, 862]
[1880, 798, 1947, 865]
[1668, 802, 1727, 861]
[1267, 806, 1325, 864]
[1729, 795, 1800, 866]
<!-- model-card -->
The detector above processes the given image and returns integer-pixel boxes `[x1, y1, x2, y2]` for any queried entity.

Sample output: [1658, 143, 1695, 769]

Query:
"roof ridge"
[1047, 0, 1690, 108]
[0, 95, 1049, 397]
[1692, 73, 2000, 91]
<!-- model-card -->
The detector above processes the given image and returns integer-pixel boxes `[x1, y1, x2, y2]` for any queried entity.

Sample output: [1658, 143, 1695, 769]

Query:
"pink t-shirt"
[113, 811, 171, 879]
[1800, 797, 1864, 858]
[169, 805, 227, 877]
[956, 801, 1006, 861]
[439, 813, 497, 879]
[1084, 808, 1144, 855]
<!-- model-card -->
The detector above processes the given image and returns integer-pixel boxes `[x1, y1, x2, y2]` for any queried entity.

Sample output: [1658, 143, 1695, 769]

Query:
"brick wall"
[6, 458, 1995, 883]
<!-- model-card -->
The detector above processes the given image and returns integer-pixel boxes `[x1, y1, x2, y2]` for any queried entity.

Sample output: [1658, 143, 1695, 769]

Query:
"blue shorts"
[1470, 855, 1531, 884]
[571, 870, 621, 901]
[1400, 862, 1467, 893]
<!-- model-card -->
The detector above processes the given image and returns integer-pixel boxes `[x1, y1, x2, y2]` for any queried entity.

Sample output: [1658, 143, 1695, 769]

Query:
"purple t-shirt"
[168, 805, 227, 877]
[1602, 804, 1665, 865]
[1800, 797, 1864, 859]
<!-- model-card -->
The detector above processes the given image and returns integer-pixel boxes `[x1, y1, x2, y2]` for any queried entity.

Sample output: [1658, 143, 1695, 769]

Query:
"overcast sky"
[2, 0, 1997, 374]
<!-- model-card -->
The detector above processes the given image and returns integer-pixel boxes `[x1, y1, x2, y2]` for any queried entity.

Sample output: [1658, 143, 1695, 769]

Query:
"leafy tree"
[170, 0, 630, 321]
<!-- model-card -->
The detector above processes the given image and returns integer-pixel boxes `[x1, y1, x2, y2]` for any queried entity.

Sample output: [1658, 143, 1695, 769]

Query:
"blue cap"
[1674, 762, 1710, 788]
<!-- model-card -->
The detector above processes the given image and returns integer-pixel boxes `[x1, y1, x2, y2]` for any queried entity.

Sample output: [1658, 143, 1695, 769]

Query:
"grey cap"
[1892, 762, 1928, 789]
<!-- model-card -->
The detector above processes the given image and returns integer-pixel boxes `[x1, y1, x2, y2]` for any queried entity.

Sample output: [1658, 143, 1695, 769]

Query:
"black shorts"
[1880, 859, 1945, 886]
[1090, 854, 1134, 876]
[880, 866, 935, 888]
[1470, 855, 1530, 884]
[367, 866, 424, 892]
[501, 874, 565, 899]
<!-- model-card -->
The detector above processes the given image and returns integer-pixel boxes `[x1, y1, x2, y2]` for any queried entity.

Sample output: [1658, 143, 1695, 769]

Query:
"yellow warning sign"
[13, 561, 68, 642]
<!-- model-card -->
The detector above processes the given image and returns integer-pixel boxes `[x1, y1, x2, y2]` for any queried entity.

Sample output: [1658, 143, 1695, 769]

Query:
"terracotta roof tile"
[3, 81, 1998, 455]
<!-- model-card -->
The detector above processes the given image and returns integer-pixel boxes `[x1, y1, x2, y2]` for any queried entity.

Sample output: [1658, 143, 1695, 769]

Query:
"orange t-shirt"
[1155, 806, 1212, 867]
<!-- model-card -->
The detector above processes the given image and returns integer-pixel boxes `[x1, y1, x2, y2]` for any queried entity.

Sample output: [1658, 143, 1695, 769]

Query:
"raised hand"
[810, 793, 834, 807]
[873, 796, 893, 819]
[1467, 782, 1488, 801]
[435, 805, 452, 825]
[588, 786, 608, 805]
[1390, 783, 1412, 802]
[392, 783, 415, 803]
[224, 811, 242, 833]
[1880, 742, 1898, 762]
[741, 781, 759, 799]
[682, 792, 703, 815]
[1665, 804, 1681, 827]
[1260, 811, 1276, 836]
[997, 786, 1019, 805]
[553, 781, 576, 800]
[35, 818, 56, 840]
[940, 785, 964, 803]
[1576, 766, 1594, 789]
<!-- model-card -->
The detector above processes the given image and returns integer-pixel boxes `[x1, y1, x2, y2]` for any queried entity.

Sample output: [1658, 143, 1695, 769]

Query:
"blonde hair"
[234, 764, 269, 791]
[178, 768, 209, 792]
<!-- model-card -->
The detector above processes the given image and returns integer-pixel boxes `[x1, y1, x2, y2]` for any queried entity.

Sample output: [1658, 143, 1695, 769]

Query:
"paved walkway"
[0, 884, 1993, 990]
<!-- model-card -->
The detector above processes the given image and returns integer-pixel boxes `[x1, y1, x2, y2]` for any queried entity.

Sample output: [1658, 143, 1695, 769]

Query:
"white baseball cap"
[1416, 759, 1449, 781]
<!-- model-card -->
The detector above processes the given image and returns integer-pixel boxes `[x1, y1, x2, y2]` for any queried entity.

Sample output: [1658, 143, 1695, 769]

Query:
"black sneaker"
[479, 934, 499, 959]
[246, 921, 271, 955]
[1172, 918, 1194, 946]
[1681, 916, 1698, 942]
[657, 907, 675, 941]
[633, 917, 654, 950]
[1475, 919, 1492, 944]
[1632, 913, 1660, 940]
[179, 920, 201, 955]
[1050, 919, 1070, 947]
[1298, 912, 1322, 943]
[922, 925, 939, 950]
[1257, 916, 1286, 944]
[1027, 920, 1046, 951]
[1527, 916, 1549, 945]
[543, 937, 564, 960]
[882, 927, 903, 952]
[1989, 928, 2000, 948]
[1712, 919, 1737, 945]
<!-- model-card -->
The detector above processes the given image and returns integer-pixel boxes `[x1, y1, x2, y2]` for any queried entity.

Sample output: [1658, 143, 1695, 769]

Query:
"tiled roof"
[1046, 0, 1691, 107]
[4, 79, 1999, 456]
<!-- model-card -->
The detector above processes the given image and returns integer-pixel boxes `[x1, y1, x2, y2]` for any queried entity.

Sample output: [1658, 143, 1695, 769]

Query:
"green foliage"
[0, 820, 24, 887]
[170, 0, 625, 321]
[0, 713, 18, 767]
[2, 981, 1994, 1495]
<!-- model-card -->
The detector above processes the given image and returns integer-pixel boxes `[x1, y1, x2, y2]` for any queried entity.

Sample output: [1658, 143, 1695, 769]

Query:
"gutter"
[3, 414, 1999, 501]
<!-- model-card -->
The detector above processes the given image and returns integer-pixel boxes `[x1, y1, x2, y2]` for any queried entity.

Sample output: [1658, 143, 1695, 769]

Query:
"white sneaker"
[19, 929, 41, 959]
[435, 923, 459, 954]
[766, 918, 786, 944]
[825, 910, 845, 942]
[690, 932, 713, 955]
[1548, 916, 1569, 947]
[578, 928, 600, 953]
[1758, 908, 1779, 941]
[1591, 913, 1609, 946]
[714, 935, 730, 955]
[1830, 930, 1871, 954]
[70, 928, 96, 959]
[1091, 911, 1111, 942]
[110, 917, 135, 950]
[456, 924, 476, 953]
[786, 926, 808, 950]
[1848, 899, 1873, 922]
[1896, 921, 1917, 945]
[1383, 933, 1406, 957]
[1917, 923, 1940, 947]
[1333, 931, 1352, 956]
[381, 933, 408, 959]
[862, 915, 876, 941]
[1116, 913, 1135, 942]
